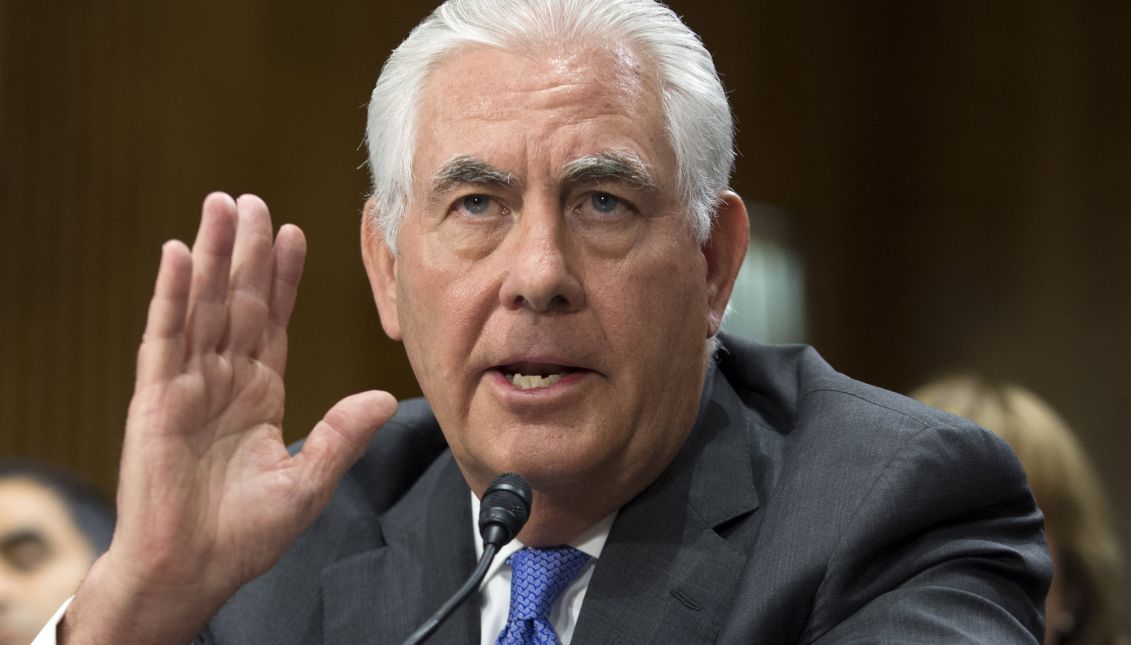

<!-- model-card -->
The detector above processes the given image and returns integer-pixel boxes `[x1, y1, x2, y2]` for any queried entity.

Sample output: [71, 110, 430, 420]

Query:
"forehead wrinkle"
[559, 150, 657, 192]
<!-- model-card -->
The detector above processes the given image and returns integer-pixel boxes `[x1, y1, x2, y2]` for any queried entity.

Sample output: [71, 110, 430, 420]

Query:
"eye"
[575, 191, 633, 220]
[453, 194, 503, 218]
[463, 195, 490, 215]
[591, 193, 620, 214]
[2, 531, 51, 573]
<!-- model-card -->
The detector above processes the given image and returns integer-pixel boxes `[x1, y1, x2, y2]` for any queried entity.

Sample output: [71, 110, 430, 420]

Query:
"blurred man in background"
[0, 463, 112, 645]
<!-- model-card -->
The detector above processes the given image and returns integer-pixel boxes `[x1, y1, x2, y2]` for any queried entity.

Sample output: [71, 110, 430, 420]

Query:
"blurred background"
[2, 0, 1128, 629]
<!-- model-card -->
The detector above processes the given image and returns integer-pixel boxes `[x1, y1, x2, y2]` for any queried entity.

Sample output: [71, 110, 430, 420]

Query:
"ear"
[702, 192, 749, 338]
[360, 198, 403, 341]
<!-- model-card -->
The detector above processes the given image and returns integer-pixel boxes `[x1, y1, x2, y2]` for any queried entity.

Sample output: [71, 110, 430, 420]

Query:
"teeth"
[508, 372, 564, 390]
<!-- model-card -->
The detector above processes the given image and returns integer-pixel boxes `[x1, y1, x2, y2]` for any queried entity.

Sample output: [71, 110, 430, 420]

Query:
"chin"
[455, 413, 620, 491]
[506, 451, 614, 495]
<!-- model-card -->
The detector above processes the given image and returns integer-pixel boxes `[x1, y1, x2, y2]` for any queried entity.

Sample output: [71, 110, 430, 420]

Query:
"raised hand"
[61, 194, 396, 644]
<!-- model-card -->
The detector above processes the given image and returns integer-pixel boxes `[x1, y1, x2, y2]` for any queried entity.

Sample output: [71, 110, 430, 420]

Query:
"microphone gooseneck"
[401, 472, 533, 645]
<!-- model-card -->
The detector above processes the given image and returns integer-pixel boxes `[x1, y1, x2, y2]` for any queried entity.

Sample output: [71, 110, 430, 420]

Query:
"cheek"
[44, 560, 86, 591]
[396, 251, 498, 416]
[401, 259, 493, 349]
[20, 556, 89, 613]
[610, 250, 707, 342]
[590, 248, 709, 415]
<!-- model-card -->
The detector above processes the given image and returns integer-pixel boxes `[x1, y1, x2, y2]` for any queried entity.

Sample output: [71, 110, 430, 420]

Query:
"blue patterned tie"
[496, 546, 590, 645]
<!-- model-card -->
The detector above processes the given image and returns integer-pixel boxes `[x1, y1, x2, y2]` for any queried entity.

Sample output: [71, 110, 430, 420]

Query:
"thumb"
[297, 390, 398, 503]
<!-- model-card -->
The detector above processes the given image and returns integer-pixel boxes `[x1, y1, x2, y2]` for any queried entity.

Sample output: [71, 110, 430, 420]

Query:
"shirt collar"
[471, 491, 616, 584]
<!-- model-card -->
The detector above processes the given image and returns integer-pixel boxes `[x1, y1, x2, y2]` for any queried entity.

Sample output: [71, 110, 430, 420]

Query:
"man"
[0, 463, 112, 645]
[45, 0, 1049, 643]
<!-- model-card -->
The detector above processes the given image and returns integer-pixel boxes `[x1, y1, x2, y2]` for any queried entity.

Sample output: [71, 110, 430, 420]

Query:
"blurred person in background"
[913, 376, 1126, 645]
[0, 463, 113, 645]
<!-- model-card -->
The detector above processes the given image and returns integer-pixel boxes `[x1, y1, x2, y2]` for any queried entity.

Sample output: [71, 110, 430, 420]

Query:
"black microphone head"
[478, 472, 533, 549]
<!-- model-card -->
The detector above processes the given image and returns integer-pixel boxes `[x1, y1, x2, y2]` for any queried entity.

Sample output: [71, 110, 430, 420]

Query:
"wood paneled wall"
[3, 0, 1129, 628]
[1, 1, 429, 490]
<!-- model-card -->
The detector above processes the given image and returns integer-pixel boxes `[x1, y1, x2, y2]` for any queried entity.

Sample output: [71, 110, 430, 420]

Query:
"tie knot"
[506, 546, 590, 621]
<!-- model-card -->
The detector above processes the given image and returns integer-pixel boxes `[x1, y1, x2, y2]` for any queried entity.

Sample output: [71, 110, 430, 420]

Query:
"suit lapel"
[321, 454, 480, 644]
[572, 367, 762, 644]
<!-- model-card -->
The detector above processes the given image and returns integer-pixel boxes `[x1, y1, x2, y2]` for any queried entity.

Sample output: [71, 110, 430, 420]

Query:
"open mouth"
[497, 362, 581, 390]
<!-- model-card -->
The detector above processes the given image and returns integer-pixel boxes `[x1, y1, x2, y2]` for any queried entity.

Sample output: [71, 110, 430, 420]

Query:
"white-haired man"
[45, 1, 1049, 643]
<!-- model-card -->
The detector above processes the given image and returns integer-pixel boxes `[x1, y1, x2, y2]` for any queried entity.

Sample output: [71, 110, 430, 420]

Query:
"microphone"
[401, 472, 533, 645]
[478, 472, 532, 549]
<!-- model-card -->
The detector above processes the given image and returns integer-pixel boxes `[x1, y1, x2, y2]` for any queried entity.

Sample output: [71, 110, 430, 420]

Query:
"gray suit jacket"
[203, 337, 1050, 643]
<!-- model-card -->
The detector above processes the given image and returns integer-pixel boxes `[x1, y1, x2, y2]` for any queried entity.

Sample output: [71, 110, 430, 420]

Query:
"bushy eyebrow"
[559, 150, 656, 193]
[430, 155, 519, 197]
[428, 151, 656, 204]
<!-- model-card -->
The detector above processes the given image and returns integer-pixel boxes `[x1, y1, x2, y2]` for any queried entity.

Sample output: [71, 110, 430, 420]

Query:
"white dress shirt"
[472, 492, 615, 645]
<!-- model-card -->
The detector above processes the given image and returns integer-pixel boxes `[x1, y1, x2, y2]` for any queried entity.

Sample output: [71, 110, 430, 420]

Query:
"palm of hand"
[108, 193, 395, 603]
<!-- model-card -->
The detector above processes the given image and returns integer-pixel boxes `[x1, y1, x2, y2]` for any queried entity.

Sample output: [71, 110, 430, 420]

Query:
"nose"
[497, 205, 584, 313]
[0, 569, 14, 608]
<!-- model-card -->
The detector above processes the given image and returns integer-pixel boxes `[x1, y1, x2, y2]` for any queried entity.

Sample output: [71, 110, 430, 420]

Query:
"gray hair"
[365, 0, 735, 252]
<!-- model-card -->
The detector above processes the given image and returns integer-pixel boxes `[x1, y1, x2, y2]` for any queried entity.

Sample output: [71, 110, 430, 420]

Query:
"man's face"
[365, 43, 740, 517]
[0, 478, 94, 645]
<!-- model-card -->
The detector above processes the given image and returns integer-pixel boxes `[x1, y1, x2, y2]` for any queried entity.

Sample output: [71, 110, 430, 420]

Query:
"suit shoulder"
[713, 334, 1028, 518]
[716, 333, 991, 441]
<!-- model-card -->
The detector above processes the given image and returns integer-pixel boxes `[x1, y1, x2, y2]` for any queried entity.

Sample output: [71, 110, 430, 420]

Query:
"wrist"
[59, 552, 229, 645]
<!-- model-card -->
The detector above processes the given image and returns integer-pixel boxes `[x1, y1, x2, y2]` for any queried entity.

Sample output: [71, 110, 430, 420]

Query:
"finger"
[136, 241, 193, 387]
[296, 391, 397, 505]
[255, 223, 306, 375]
[185, 193, 238, 354]
[221, 194, 276, 355]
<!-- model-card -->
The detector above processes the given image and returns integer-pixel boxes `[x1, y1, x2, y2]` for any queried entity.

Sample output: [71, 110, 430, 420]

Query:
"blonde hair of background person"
[912, 376, 1126, 645]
